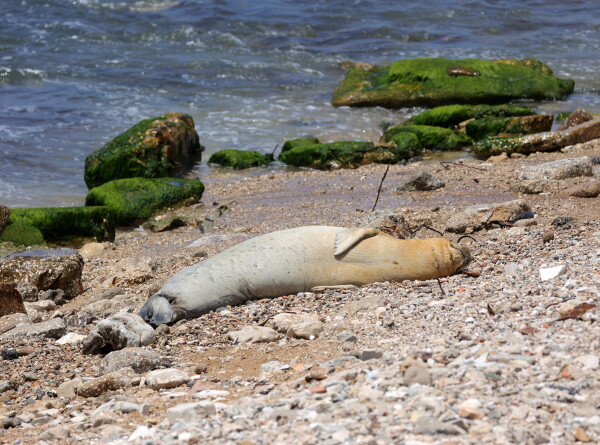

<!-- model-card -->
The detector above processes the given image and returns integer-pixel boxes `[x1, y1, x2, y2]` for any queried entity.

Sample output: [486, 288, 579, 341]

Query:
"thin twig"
[436, 278, 446, 295]
[271, 143, 279, 157]
[440, 161, 486, 171]
[411, 225, 444, 236]
[372, 163, 391, 212]
[457, 235, 478, 244]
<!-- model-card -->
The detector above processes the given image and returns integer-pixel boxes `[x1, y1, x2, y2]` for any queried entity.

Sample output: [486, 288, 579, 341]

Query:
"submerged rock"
[332, 57, 574, 108]
[86, 177, 204, 225]
[84, 112, 203, 189]
[208, 149, 273, 169]
[0, 249, 84, 300]
[396, 171, 445, 191]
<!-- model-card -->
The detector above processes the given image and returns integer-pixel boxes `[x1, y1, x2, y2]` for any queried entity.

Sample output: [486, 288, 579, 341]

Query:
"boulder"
[0, 206, 9, 236]
[0, 249, 84, 300]
[0, 313, 30, 336]
[405, 104, 533, 128]
[382, 125, 471, 151]
[0, 282, 26, 318]
[332, 57, 574, 109]
[278, 141, 400, 169]
[1, 318, 66, 341]
[82, 311, 156, 355]
[564, 180, 600, 198]
[519, 157, 593, 181]
[473, 118, 600, 158]
[281, 137, 320, 153]
[84, 113, 203, 189]
[208, 149, 273, 169]
[85, 177, 204, 225]
[557, 109, 593, 131]
[396, 172, 445, 191]
[465, 114, 553, 140]
[0, 207, 115, 246]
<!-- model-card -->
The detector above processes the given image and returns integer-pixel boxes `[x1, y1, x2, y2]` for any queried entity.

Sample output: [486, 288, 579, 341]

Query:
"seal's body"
[139, 226, 471, 325]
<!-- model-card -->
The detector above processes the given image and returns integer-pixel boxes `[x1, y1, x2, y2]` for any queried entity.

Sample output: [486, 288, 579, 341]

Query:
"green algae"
[84, 113, 203, 189]
[278, 141, 399, 169]
[465, 114, 553, 140]
[86, 177, 205, 225]
[386, 132, 423, 159]
[208, 149, 273, 169]
[382, 125, 472, 151]
[0, 221, 45, 246]
[406, 104, 533, 128]
[281, 137, 321, 153]
[332, 58, 574, 108]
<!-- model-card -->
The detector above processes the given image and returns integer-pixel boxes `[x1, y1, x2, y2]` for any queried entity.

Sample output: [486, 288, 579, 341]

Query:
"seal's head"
[138, 294, 181, 327]
[448, 241, 472, 272]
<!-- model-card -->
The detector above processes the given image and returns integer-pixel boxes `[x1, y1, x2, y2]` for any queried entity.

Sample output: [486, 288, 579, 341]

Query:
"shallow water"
[1, 0, 599, 207]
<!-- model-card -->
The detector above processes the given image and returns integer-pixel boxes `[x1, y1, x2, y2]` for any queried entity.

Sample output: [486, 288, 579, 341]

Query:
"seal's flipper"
[333, 228, 380, 256]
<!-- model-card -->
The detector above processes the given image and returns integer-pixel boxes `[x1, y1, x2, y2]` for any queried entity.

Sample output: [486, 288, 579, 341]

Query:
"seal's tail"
[138, 294, 178, 327]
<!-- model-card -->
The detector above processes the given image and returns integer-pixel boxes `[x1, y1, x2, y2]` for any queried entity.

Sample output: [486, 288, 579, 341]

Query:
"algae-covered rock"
[465, 114, 553, 140]
[473, 118, 600, 158]
[0, 207, 115, 245]
[84, 113, 203, 189]
[208, 149, 273, 169]
[382, 125, 472, 151]
[281, 137, 320, 153]
[278, 141, 399, 169]
[332, 58, 574, 108]
[389, 132, 423, 159]
[406, 104, 534, 128]
[86, 177, 204, 225]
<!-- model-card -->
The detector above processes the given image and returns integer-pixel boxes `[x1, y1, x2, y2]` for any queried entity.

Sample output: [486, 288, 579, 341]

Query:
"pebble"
[227, 326, 280, 344]
[145, 368, 190, 390]
[539, 264, 567, 281]
[166, 401, 216, 424]
[403, 365, 432, 386]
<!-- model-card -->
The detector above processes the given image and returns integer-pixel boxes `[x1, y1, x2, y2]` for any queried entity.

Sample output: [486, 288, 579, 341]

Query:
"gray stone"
[286, 319, 324, 340]
[520, 156, 593, 180]
[404, 365, 432, 386]
[0, 249, 84, 300]
[260, 361, 284, 375]
[82, 311, 156, 355]
[100, 347, 163, 374]
[396, 171, 445, 192]
[337, 331, 357, 342]
[1, 317, 66, 340]
[510, 179, 555, 194]
[414, 415, 463, 435]
[227, 326, 280, 344]
[360, 349, 384, 361]
[76, 367, 140, 397]
[166, 401, 216, 424]
[145, 368, 190, 390]
[0, 312, 30, 336]
[322, 355, 359, 370]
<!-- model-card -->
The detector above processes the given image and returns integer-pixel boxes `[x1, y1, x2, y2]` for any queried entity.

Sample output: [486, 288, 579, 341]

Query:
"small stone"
[396, 171, 445, 192]
[76, 367, 139, 397]
[504, 263, 520, 276]
[513, 218, 537, 227]
[145, 368, 190, 390]
[511, 179, 554, 194]
[1, 318, 66, 340]
[487, 153, 509, 163]
[543, 231, 555, 243]
[520, 157, 593, 180]
[564, 180, 600, 198]
[286, 319, 324, 339]
[539, 265, 566, 281]
[575, 355, 599, 370]
[413, 415, 462, 435]
[309, 384, 326, 394]
[82, 311, 156, 355]
[0, 312, 30, 336]
[457, 398, 485, 419]
[79, 242, 106, 259]
[57, 378, 82, 398]
[574, 427, 591, 442]
[360, 349, 383, 361]
[337, 331, 357, 342]
[227, 326, 280, 344]
[404, 365, 432, 386]
[100, 347, 163, 374]
[166, 401, 216, 424]
[260, 361, 284, 375]
[56, 332, 87, 345]
[306, 366, 328, 381]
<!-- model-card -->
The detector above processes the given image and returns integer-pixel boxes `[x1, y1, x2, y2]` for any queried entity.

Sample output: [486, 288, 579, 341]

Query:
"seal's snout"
[449, 242, 472, 270]
[138, 294, 177, 327]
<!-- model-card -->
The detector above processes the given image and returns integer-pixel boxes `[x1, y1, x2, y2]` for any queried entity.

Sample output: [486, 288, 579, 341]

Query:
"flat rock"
[413, 414, 463, 435]
[145, 368, 190, 390]
[510, 179, 555, 194]
[520, 156, 593, 180]
[564, 179, 600, 198]
[227, 326, 280, 344]
[100, 347, 164, 374]
[539, 264, 567, 281]
[166, 401, 216, 424]
[0, 282, 26, 318]
[76, 367, 140, 397]
[0, 313, 30, 336]
[0, 249, 84, 301]
[396, 171, 445, 192]
[1, 317, 66, 340]
[82, 311, 156, 355]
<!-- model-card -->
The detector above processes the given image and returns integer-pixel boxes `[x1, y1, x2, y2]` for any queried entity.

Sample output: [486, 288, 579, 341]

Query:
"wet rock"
[404, 365, 432, 385]
[145, 368, 190, 390]
[564, 180, 600, 198]
[76, 367, 140, 397]
[557, 109, 593, 131]
[166, 401, 216, 424]
[510, 179, 555, 194]
[396, 171, 445, 192]
[0, 206, 9, 236]
[520, 156, 593, 180]
[82, 311, 156, 355]
[100, 347, 164, 374]
[0, 282, 26, 318]
[355, 210, 412, 239]
[143, 216, 187, 233]
[0, 312, 30, 335]
[227, 326, 280, 344]
[0, 249, 84, 300]
[413, 415, 463, 435]
[1, 317, 66, 340]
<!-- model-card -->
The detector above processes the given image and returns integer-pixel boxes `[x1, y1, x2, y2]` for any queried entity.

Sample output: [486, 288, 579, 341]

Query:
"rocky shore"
[1, 138, 599, 444]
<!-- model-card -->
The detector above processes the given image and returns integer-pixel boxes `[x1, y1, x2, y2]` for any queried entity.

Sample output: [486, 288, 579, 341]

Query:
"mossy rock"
[465, 114, 554, 140]
[86, 177, 205, 225]
[0, 221, 45, 246]
[278, 141, 399, 169]
[2, 207, 115, 245]
[84, 113, 203, 189]
[382, 125, 472, 151]
[208, 149, 273, 169]
[332, 58, 574, 108]
[406, 104, 534, 128]
[387, 132, 423, 159]
[281, 137, 321, 153]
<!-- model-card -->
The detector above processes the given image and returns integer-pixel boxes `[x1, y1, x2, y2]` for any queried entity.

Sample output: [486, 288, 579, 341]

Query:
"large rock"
[0, 313, 30, 336]
[76, 367, 140, 397]
[208, 149, 273, 169]
[82, 311, 156, 355]
[404, 104, 533, 128]
[85, 177, 204, 225]
[84, 113, 203, 189]
[332, 58, 573, 109]
[0, 249, 84, 300]
[0, 207, 115, 245]
[465, 114, 553, 140]
[519, 157, 593, 181]
[1, 318, 66, 340]
[227, 326, 280, 344]
[0, 282, 26, 318]
[473, 118, 600, 158]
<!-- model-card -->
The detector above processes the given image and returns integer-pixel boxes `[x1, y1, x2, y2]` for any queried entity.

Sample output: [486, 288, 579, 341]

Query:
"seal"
[138, 226, 471, 325]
